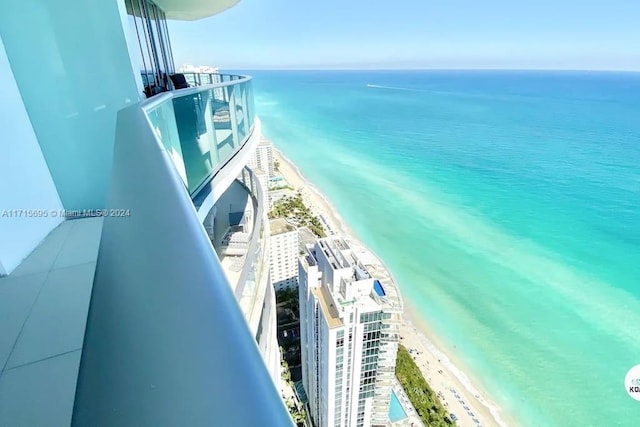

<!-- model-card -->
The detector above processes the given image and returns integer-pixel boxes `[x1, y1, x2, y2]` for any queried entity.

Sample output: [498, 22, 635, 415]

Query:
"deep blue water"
[246, 70, 640, 426]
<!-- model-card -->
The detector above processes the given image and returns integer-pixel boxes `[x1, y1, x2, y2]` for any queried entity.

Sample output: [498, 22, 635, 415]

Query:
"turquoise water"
[389, 391, 408, 422]
[248, 70, 640, 426]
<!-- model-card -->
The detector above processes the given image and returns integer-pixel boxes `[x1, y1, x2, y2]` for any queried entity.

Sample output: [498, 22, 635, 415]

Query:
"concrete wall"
[0, 0, 141, 210]
[0, 36, 63, 275]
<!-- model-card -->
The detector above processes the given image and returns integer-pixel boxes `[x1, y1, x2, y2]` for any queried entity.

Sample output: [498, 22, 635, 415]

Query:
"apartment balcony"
[203, 166, 281, 387]
[205, 167, 270, 334]
[0, 74, 291, 425]
[154, 0, 240, 21]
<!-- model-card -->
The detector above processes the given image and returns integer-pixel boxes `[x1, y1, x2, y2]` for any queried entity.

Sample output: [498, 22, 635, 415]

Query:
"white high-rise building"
[299, 237, 403, 427]
[248, 139, 275, 178]
[270, 218, 300, 291]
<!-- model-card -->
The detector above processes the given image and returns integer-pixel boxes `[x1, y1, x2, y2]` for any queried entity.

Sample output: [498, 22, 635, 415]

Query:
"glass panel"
[126, 0, 174, 96]
[161, 13, 175, 73]
[236, 83, 247, 143]
[238, 169, 268, 314]
[247, 81, 256, 130]
[226, 85, 241, 151]
[146, 102, 187, 185]
[149, 4, 171, 80]
[184, 73, 197, 86]
[142, 75, 255, 195]
[172, 90, 217, 193]
[213, 85, 234, 161]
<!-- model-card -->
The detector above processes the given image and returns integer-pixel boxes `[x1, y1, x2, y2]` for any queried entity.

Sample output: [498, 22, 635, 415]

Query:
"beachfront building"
[299, 237, 404, 427]
[270, 218, 300, 291]
[0, 0, 290, 425]
[248, 138, 276, 178]
[179, 64, 220, 74]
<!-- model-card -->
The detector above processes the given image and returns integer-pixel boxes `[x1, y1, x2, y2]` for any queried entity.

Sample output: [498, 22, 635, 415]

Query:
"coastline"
[273, 147, 516, 427]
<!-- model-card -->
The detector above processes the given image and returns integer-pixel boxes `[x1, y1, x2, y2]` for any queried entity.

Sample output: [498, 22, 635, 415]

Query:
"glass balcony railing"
[181, 72, 223, 87]
[144, 73, 255, 195]
[235, 168, 269, 330]
[74, 73, 292, 425]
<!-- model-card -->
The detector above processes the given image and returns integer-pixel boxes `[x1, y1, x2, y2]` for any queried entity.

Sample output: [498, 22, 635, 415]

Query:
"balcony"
[145, 73, 256, 196]
[0, 74, 291, 425]
[206, 167, 268, 324]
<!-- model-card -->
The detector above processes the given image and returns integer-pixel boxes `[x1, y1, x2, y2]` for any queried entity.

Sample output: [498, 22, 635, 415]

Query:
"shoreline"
[273, 147, 517, 427]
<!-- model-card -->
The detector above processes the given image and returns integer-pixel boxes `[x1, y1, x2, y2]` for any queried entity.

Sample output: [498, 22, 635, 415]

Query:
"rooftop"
[297, 227, 317, 250]
[314, 236, 404, 315]
[270, 218, 296, 236]
[311, 286, 343, 329]
[252, 167, 267, 176]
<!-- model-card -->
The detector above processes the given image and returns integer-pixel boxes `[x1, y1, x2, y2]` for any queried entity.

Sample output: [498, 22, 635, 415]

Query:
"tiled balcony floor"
[0, 217, 102, 426]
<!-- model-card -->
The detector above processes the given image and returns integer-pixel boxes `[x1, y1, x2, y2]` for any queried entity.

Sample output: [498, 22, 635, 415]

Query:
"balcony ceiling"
[154, 0, 240, 21]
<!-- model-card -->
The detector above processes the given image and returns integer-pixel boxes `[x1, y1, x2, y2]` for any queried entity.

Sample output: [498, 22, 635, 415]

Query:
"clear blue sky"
[168, 0, 640, 70]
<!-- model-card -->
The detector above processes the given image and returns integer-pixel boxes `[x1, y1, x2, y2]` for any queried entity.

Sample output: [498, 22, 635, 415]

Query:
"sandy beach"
[273, 148, 515, 427]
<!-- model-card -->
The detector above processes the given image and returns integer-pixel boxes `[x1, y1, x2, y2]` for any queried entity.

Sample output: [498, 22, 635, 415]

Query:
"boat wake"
[366, 83, 420, 92]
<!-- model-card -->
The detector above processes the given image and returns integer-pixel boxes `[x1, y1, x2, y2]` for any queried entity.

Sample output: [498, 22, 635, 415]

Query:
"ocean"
[246, 70, 640, 426]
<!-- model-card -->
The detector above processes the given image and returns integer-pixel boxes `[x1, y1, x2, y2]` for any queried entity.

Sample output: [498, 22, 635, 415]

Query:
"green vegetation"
[395, 345, 454, 426]
[277, 288, 299, 319]
[268, 193, 326, 238]
[287, 400, 306, 427]
[274, 159, 280, 171]
[280, 356, 307, 427]
[276, 288, 301, 368]
[270, 184, 295, 191]
[281, 356, 294, 386]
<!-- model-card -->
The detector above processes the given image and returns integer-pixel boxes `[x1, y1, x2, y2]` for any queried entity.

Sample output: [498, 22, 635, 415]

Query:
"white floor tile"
[0, 350, 81, 427]
[53, 218, 103, 269]
[10, 221, 74, 277]
[0, 273, 48, 370]
[6, 263, 95, 369]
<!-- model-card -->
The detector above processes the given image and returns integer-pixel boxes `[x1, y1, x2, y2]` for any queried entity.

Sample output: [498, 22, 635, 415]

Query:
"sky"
[168, 0, 640, 70]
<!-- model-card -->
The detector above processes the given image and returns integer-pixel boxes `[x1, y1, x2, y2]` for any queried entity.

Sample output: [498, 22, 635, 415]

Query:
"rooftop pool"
[389, 390, 408, 422]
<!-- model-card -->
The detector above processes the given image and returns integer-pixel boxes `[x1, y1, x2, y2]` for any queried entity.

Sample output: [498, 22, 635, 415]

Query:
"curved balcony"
[234, 168, 269, 330]
[153, 0, 240, 21]
[144, 73, 256, 197]
[72, 75, 292, 425]
[205, 166, 270, 333]
[205, 166, 281, 387]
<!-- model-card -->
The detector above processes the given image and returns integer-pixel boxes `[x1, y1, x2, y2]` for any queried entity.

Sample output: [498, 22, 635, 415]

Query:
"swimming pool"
[389, 391, 408, 422]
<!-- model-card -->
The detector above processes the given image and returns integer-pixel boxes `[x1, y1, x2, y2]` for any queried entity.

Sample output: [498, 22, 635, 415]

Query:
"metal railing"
[73, 75, 292, 425]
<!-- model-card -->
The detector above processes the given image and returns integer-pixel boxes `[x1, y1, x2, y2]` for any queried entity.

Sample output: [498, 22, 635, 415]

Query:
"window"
[125, 0, 175, 97]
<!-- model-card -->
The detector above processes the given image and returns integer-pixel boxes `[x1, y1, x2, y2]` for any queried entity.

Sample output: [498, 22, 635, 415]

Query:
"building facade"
[299, 237, 404, 427]
[270, 218, 300, 291]
[248, 138, 275, 178]
[0, 1, 289, 425]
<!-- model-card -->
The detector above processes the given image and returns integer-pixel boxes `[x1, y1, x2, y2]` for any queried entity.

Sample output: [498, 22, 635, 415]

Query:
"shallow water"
[249, 70, 640, 426]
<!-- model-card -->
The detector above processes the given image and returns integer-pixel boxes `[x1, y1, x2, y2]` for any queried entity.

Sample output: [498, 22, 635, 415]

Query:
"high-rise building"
[299, 237, 404, 427]
[248, 138, 275, 178]
[0, 1, 290, 425]
[270, 218, 300, 291]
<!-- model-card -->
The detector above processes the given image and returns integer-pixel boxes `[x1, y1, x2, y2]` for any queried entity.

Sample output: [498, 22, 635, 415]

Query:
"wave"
[330, 151, 640, 352]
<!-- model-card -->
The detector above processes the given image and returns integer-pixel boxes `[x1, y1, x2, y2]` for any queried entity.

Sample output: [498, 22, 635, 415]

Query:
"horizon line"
[220, 67, 640, 73]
